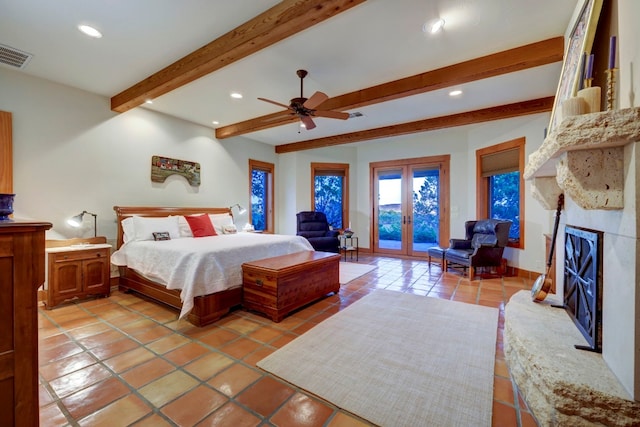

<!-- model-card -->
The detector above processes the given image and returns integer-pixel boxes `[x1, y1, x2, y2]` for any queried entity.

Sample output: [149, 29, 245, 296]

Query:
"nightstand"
[44, 237, 111, 309]
[339, 234, 359, 261]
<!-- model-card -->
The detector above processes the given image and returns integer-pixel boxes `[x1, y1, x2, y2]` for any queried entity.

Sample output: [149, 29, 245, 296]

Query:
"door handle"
[407, 216, 412, 225]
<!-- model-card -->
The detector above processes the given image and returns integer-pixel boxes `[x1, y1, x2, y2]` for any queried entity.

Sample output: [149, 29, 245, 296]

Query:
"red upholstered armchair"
[296, 211, 340, 253]
[444, 219, 512, 279]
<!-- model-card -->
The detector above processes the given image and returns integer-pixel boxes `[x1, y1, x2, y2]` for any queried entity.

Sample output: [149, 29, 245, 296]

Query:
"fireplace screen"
[564, 225, 603, 352]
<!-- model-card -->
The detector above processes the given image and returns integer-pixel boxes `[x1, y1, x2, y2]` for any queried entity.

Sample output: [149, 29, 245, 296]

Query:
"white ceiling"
[0, 0, 578, 147]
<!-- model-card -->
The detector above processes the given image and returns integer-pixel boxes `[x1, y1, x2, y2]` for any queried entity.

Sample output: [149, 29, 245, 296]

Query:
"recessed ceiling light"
[212, 120, 219, 125]
[230, 92, 243, 99]
[145, 99, 153, 104]
[78, 25, 102, 38]
[423, 18, 445, 34]
[449, 90, 463, 97]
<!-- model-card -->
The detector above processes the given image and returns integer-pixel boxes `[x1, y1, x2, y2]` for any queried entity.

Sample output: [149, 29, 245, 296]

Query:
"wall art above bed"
[151, 155, 201, 186]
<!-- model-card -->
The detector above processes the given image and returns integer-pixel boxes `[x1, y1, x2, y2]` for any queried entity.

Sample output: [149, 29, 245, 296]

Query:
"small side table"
[339, 234, 359, 261]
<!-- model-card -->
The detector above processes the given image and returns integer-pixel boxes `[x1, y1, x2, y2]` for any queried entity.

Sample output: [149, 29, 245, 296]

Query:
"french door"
[371, 156, 449, 257]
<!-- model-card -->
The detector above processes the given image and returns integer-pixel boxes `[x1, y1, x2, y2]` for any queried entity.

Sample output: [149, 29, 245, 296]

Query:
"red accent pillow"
[184, 214, 217, 237]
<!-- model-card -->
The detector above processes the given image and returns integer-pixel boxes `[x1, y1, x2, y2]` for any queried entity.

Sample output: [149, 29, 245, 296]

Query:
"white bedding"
[111, 233, 314, 318]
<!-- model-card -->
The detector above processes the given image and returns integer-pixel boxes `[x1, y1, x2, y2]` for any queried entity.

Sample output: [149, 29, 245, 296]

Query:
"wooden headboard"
[113, 206, 232, 249]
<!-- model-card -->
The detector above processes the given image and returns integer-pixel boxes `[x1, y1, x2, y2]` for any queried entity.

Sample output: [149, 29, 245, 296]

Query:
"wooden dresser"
[0, 220, 52, 427]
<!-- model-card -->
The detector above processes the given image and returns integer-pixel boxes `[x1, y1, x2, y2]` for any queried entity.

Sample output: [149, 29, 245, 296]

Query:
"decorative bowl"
[343, 231, 354, 238]
[0, 193, 15, 220]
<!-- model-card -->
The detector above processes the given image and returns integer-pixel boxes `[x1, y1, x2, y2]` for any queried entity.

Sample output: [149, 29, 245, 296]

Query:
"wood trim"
[249, 159, 275, 233]
[0, 111, 12, 193]
[111, 0, 366, 113]
[310, 162, 350, 229]
[45, 237, 107, 248]
[276, 97, 553, 153]
[369, 155, 450, 255]
[216, 37, 563, 139]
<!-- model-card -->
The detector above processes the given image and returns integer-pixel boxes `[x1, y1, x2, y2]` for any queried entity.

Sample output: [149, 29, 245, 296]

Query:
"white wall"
[467, 114, 552, 273]
[618, 0, 638, 109]
[2, 66, 552, 274]
[0, 67, 276, 243]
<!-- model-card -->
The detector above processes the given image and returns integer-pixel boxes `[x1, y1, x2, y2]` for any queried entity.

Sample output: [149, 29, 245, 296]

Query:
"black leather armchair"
[296, 211, 340, 253]
[444, 219, 512, 279]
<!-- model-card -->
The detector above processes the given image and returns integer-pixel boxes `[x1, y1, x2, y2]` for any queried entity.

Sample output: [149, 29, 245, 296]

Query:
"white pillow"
[122, 217, 136, 243]
[132, 216, 181, 241]
[209, 213, 234, 235]
[170, 215, 199, 238]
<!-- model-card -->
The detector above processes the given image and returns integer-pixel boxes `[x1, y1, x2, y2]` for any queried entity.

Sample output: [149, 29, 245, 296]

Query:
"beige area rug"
[257, 290, 499, 427]
[339, 262, 376, 284]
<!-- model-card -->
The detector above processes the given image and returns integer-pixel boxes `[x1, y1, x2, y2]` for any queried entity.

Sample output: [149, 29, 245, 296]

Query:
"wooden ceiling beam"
[274, 96, 554, 153]
[216, 37, 563, 139]
[110, 0, 366, 113]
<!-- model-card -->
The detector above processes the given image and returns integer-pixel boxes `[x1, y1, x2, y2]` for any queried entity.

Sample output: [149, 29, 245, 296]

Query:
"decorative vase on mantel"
[0, 193, 15, 220]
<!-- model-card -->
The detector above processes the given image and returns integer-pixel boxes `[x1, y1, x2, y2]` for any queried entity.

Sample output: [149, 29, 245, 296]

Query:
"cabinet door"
[83, 255, 109, 293]
[52, 260, 83, 297]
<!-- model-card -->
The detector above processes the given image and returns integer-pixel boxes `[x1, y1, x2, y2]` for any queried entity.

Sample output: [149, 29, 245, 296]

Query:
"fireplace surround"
[505, 107, 640, 423]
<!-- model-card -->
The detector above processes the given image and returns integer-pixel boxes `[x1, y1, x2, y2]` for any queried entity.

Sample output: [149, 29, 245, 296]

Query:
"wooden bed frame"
[113, 206, 243, 326]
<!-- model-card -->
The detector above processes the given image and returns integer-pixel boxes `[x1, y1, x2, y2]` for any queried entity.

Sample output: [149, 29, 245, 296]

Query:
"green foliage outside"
[307, 170, 520, 244]
[251, 170, 266, 230]
[314, 176, 343, 229]
[378, 175, 440, 244]
[489, 171, 520, 239]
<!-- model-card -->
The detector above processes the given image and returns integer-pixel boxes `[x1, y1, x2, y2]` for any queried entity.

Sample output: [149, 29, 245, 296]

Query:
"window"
[311, 163, 349, 230]
[476, 138, 525, 249]
[249, 159, 274, 233]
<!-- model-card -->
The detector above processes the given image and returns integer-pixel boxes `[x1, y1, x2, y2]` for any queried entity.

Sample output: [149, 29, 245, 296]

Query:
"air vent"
[0, 44, 33, 69]
[349, 112, 364, 118]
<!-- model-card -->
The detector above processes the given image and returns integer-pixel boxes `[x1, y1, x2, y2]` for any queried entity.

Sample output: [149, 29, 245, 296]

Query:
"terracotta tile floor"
[38, 255, 539, 426]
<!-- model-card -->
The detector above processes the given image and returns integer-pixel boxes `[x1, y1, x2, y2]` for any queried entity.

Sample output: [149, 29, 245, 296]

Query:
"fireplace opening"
[563, 225, 603, 352]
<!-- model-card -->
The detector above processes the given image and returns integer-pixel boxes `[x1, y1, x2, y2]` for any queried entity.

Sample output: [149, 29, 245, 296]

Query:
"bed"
[112, 206, 314, 326]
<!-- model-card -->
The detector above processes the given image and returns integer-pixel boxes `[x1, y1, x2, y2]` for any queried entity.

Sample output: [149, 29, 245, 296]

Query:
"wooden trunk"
[242, 251, 340, 322]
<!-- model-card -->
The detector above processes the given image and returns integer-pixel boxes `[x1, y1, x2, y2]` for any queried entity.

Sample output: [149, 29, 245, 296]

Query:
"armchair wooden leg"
[468, 266, 475, 280]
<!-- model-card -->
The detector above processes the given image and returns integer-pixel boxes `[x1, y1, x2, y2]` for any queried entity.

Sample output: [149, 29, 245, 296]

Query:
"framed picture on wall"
[548, 0, 603, 133]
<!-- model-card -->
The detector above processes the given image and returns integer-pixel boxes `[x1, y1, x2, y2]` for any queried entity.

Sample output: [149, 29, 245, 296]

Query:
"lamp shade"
[67, 213, 84, 227]
[230, 204, 247, 215]
[67, 210, 98, 237]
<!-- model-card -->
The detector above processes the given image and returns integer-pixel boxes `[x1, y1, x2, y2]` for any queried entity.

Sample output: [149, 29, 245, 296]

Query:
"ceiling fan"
[258, 69, 349, 130]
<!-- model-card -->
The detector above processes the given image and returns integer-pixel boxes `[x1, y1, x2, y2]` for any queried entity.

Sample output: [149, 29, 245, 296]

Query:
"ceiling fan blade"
[300, 115, 316, 130]
[258, 97, 291, 110]
[303, 91, 329, 109]
[313, 110, 350, 120]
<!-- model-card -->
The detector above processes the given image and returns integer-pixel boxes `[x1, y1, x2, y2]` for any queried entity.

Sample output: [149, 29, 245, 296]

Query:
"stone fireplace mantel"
[508, 105, 640, 423]
[524, 107, 640, 210]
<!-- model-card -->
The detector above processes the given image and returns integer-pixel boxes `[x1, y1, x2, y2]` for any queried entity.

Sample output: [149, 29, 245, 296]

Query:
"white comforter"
[111, 233, 314, 318]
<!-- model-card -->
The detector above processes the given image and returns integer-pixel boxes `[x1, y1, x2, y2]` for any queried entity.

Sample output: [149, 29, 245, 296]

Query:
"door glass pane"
[412, 168, 440, 252]
[251, 169, 267, 231]
[377, 170, 402, 250]
[314, 175, 344, 229]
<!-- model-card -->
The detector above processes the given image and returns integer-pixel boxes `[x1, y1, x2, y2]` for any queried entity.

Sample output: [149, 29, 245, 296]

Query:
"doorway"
[371, 155, 449, 257]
